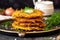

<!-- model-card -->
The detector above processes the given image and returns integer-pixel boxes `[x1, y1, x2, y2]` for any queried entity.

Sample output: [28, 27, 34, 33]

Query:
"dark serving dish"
[0, 19, 60, 37]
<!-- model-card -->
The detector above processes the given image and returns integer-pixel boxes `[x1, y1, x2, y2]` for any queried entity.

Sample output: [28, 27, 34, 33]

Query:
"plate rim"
[0, 27, 60, 34]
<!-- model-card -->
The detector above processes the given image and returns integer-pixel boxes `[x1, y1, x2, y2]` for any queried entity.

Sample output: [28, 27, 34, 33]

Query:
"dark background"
[0, 0, 60, 9]
[0, 0, 34, 9]
[51, 0, 60, 9]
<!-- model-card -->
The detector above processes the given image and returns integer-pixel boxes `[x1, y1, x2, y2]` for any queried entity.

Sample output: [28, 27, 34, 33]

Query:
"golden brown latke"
[12, 9, 46, 31]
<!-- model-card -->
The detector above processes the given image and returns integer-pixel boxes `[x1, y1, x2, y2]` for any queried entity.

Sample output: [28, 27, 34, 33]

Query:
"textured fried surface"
[12, 9, 46, 31]
[12, 9, 43, 18]
[12, 21, 44, 31]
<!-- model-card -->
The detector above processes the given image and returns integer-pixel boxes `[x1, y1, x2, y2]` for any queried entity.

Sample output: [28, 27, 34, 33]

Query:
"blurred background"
[0, 0, 60, 9]
[49, 0, 60, 9]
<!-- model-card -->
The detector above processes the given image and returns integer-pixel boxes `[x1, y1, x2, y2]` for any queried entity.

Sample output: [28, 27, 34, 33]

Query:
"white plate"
[0, 15, 12, 21]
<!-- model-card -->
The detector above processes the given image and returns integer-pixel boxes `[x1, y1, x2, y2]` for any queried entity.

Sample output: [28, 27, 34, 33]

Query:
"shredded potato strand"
[12, 9, 46, 31]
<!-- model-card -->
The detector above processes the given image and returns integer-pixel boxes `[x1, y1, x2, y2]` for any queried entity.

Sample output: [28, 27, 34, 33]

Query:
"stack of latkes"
[12, 9, 46, 31]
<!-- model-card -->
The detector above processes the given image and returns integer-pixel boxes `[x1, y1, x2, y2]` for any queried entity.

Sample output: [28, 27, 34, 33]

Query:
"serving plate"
[0, 19, 60, 37]
[0, 15, 12, 21]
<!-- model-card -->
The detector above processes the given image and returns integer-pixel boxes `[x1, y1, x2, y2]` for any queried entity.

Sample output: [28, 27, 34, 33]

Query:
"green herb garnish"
[2, 21, 11, 29]
[24, 7, 33, 14]
[45, 11, 60, 30]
